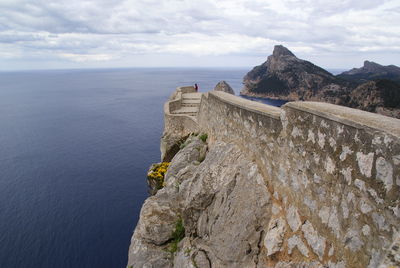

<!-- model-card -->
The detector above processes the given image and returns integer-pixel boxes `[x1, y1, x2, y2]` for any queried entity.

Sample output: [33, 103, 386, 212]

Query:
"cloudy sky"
[1, 0, 399, 70]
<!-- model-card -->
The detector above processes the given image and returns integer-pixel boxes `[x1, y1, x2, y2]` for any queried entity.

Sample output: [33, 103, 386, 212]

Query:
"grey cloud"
[0, 0, 399, 69]
[0, 32, 43, 43]
[0, 4, 87, 33]
[0, 0, 222, 35]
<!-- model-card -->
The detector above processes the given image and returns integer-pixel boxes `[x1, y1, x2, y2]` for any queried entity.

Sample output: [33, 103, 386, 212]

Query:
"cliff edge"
[128, 87, 400, 268]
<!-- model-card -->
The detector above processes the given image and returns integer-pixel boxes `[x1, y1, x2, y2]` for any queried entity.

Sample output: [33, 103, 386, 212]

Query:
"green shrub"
[166, 217, 185, 255]
[172, 217, 185, 242]
[199, 133, 208, 142]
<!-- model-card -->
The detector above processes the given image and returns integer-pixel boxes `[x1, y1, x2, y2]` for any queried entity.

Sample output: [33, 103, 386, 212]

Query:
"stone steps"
[183, 93, 202, 100]
[181, 104, 198, 108]
[182, 99, 201, 104]
[171, 92, 202, 118]
[181, 101, 200, 107]
[171, 106, 199, 114]
[183, 98, 201, 101]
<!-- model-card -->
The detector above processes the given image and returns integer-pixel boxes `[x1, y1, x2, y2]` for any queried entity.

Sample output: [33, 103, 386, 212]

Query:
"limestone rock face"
[128, 138, 273, 268]
[213, 81, 235, 94]
[134, 197, 178, 246]
[160, 132, 187, 162]
[165, 135, 206, 181]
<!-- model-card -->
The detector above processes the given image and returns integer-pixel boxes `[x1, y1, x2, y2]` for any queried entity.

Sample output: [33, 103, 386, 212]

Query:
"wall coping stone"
[169, 86, 400, 138]
[210, 91, 282, 120]
[285, 101, 400, 138]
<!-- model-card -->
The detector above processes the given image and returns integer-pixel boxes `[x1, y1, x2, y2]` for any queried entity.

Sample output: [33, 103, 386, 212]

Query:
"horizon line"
[0, 66, 350, 73]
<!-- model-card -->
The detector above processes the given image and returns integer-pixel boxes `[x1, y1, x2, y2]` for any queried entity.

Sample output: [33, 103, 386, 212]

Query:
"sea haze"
[0, 68, 248, 268]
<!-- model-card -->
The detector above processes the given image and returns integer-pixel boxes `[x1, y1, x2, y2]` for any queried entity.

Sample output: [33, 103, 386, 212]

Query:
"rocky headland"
[241, 45, 400, 118]
[128, 85, 400, 268]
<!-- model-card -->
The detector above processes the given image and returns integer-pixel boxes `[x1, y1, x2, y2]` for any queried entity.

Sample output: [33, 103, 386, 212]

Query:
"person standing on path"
[194, 83, 198, 92]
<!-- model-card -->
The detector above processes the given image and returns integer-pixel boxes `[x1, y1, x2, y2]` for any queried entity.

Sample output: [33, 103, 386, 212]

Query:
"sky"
[0, 0, 399, 70]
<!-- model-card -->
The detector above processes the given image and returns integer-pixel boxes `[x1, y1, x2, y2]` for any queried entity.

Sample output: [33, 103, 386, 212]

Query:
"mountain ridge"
[337, 60, 400, 83]
[241, 45, 400, 118]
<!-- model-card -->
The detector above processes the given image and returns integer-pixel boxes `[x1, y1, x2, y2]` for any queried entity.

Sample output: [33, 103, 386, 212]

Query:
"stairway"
[171, 92, 202, 117]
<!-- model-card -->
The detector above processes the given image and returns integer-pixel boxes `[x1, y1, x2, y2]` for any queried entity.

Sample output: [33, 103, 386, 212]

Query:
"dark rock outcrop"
[348, 79, 400, 118]
[241, 45, 400, 118]
[338, 61, 400, 84]
[241, 45, 346, 101]
[214, 81, 234, 94]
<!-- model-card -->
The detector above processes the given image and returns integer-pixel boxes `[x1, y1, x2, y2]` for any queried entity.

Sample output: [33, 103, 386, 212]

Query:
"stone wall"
[191, 90, 400, 267]
[163, 86, 199, 135]
[161, 86, 200, 161]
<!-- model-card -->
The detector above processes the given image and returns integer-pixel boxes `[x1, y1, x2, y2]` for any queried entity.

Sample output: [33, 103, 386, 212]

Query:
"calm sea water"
[0, 68, 251, 268]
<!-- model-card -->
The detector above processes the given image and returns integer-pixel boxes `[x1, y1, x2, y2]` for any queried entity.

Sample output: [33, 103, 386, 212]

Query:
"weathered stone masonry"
[162, 86, 400, 267]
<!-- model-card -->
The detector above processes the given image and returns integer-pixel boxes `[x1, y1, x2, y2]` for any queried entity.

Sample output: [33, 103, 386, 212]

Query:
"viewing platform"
[170, 92, 202, 118]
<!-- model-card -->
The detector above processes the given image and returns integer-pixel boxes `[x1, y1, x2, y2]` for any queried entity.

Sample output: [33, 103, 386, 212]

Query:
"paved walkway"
[171, 92, 202, 117]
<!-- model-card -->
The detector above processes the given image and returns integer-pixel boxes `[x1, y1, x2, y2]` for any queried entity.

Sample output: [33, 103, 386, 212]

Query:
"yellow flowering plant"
[147, 162, 170, 191]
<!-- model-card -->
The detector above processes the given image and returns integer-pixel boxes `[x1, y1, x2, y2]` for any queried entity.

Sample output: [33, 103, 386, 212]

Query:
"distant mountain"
[241, 45, 343, 100]
[241, 45, 400, 118]
[338, 61, 400, 84]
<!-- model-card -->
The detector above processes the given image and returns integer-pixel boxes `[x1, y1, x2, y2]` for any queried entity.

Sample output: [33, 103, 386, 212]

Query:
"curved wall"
[165, 88, 400, 267]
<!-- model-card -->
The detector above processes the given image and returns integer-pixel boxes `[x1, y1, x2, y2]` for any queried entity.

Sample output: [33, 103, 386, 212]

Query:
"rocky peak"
[272, 45, 295, 58]
[213, 81, 234, 95]
[241, 45, 338, 98]
[363, 61, 383, 72]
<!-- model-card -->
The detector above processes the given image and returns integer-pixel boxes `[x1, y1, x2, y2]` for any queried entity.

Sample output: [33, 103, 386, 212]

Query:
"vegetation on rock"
[147, 162, 170, 194]
[166, 217, 185, 255]
[199, 133, 208, 143]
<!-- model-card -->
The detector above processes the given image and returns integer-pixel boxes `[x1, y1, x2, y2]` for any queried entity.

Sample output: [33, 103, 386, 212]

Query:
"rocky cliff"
[128, 135, 271, 267]
[241, 45, 343, 100]
[128, 87, 400, 268]
[348, 80, 400, 118]
[241, 45, 400, 119]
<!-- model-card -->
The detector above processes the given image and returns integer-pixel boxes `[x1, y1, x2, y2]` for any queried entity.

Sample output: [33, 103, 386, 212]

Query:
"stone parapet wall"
[161, 86, 199, 161]
[167, 86, 197, 114]
[168, 96, 182, 113]
[278, 103, 399, 267]
[163, 86, 199, 136]
[163, 108, 199, 136]
[191, 91, 400, 267]
[168, 86, 196, 101]
[128, 86, 400, 267]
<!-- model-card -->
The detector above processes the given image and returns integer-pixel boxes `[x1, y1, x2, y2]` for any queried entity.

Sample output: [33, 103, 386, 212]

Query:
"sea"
[0, 67, 285, 268]
[0, 67, 347, 268]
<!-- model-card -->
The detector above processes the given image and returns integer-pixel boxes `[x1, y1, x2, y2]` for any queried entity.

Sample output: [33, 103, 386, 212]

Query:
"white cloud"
[0, 0, 399, 69]
[162, 33, 275, 56]
[59, 53, 115, 62]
